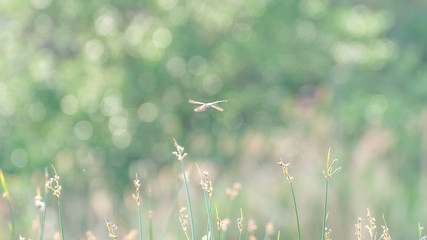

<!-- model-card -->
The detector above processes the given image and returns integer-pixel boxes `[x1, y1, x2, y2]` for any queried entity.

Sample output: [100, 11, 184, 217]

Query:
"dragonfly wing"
[211, 105, 224, 111]
[189, 99, 204, 105]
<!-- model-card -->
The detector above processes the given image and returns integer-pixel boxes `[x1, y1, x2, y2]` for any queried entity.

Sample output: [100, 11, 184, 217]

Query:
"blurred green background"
[1, 0, 427, 239]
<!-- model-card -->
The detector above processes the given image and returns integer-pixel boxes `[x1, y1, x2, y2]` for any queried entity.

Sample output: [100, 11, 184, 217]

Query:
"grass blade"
[322, 181, 328, 240]
[148, 186, 154, 240]
[0, 169, 15, 240]
[290, 183, 301, 240]
[181, 160, 196, 240]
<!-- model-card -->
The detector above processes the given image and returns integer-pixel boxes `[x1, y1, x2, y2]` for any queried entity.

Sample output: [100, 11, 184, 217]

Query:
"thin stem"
[148, 186, 153, 240]
[0, 169, 14, 240]
[7, 198, 15, 240]
[138, 204, 143, 240]
[290, 183, 301, 240]
[58, 198, 65, 240]
[41, 167, 48, 240]
[322, 180, 329, 240]
[203, 192, 214, 240]
[239, 231, 242, 240]
[181, 161, 196, 240]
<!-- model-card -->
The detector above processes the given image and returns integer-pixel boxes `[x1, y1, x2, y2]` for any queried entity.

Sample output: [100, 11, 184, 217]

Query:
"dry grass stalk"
[237, 208, 244, 240]
[179, 207, 190, 240]
[365, 208, 377, 239]
[132, 173, 141, 206]
[172, 138, 188, 161]
[216, 216, 230, 231]
[277, 160, 293, 183]
[354, 217, 362, 240]
[200, 171, 213, 197]
[45, 167, 62, 199]
[105, 220, 118, 240]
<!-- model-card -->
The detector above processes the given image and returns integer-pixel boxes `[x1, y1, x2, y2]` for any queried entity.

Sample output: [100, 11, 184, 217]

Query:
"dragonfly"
[188, 99, 228, 112]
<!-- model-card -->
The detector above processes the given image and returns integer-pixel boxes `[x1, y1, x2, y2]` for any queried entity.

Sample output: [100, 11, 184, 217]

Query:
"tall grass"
[196, 165, 214, 240]
[131, 173, 143, 240]
[173, 138, 196, 240]
[277, 160, 301, 240]
[45, 166, 65, 240]
[3, 145, 427, 240]
[0, 168, 15, 240]
[321, 148, 341, 240]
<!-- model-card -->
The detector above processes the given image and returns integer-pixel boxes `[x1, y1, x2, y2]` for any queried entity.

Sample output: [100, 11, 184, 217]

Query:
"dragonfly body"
[189, 99, 228, 112]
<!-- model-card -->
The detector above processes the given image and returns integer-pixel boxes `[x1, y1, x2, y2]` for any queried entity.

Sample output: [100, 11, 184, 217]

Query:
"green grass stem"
[181, 160, 196, 240]
[57, 198, 65, 240]
[289, 183, 301, 240]
[322, 180, 329, 240]
[196, 164, 214, 240]
[7, 198, 15, 240]
[148, 186, 153, 240]
[138, 203, 143, 240]
[0, 169, 15, 240]
[204, 193, 214, 240]
[40, 167, 49, 240]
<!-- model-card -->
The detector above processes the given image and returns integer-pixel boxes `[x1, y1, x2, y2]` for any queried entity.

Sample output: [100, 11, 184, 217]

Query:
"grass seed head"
[105, 219, 118, 240]
[365, 208, 377, 239]
[248, 218, 258, 233]
[200, 171, 213, 197]
[277, 160, 293, 183]
[237, 209, 244, 233]
[86, 231, 96, 240]
[216, 217, 230, 231]
[179, 207, 190, 240]
[46, 166, 62, 198]
[172, 138, 188, 161]
[355, 217, 362, 240]
[322, 148, 341, 179]
[380, 224, 391, 240]
[420, 222, 426, 240]
[34, 196, 45, 212]
[265, 222, 274, 235]
[132, 173, 141, 205]
[226, 182, 242, 199]
[324, 227, 332, 240]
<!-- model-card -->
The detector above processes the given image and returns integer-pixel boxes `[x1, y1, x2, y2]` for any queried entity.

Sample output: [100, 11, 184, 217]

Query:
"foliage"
[0, 0, 427, 238]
